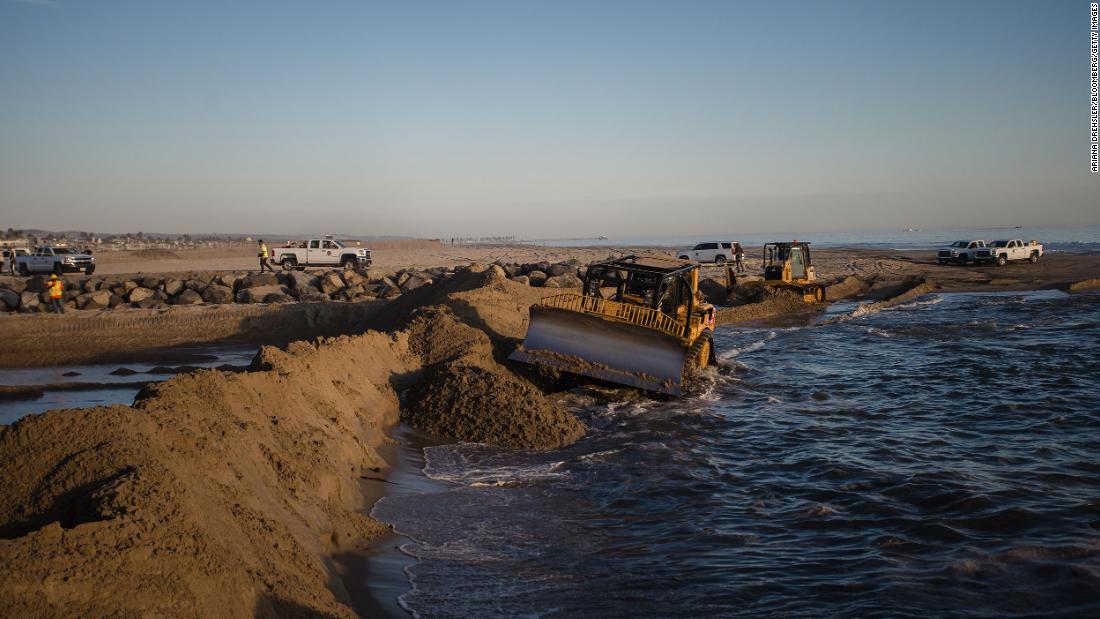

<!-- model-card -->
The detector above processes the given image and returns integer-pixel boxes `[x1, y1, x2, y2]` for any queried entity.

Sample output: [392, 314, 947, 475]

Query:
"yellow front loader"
[728, 241, 825, 304]
[509, 256, 717, 396]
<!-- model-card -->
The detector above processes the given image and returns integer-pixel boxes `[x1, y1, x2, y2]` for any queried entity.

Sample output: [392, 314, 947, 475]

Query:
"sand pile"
[374, 264, 588, 447]
[131, 248, 182, 260]
[824, 275, 873, 300]
[0, 331, 416, 617]
[374, 263, 556, 343]
[402, 308, 584, 449]
[390, 267, 586, 450]
[718, 284, 822, 325]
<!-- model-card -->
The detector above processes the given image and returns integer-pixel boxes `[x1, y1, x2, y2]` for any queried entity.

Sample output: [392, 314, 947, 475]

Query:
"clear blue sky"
[0, 0, 1094, 237]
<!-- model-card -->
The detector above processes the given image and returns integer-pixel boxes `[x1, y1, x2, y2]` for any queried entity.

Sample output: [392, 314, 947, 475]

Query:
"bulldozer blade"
[508, 306, 689, 396]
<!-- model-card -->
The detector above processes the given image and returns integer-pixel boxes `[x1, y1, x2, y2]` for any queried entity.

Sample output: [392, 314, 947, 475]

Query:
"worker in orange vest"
[48, 274, 65, 314]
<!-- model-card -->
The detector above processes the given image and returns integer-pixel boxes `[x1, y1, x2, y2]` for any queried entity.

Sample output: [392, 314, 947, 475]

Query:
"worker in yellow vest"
[48, 274, 65, 314]
[257, 239, 273, 273]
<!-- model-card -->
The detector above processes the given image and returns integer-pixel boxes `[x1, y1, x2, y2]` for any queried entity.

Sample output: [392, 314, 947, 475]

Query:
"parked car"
[976, 239, 1043, 266]
[937, 240, 989, 265]
[15, 246, 95, 275]
[678, 241, 736, 264]
[270, 236, 372, 271]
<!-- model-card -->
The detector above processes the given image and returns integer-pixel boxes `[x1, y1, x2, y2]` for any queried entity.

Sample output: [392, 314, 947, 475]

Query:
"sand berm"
[0, 265, 583, 618]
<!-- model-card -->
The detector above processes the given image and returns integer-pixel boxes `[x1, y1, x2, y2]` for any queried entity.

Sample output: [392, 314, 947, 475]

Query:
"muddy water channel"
[0, 344, 256, 424]
[372, 290, 1100, 618]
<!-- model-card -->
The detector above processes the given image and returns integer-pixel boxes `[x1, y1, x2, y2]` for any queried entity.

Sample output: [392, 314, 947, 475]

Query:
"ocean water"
[532, 225, 1100, 254]
[372, 290, 1100, 618]
[0, 344, 256, 425]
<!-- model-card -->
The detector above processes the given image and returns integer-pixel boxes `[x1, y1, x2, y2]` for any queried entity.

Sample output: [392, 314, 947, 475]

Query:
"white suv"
[678, 241, 736, 264]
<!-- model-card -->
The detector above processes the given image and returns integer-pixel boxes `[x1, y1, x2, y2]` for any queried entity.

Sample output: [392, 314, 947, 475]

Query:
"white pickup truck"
[15, 246, 96, 275]
[270, 237, 372, 271]
[975, 239, 1043, 266]
[936, 240, 989, 265]
[677, 241, 737, 264]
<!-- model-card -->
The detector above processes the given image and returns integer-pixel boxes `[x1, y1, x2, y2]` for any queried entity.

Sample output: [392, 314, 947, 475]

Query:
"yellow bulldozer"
[728, 241, 826, 304]
[509, 256, 716, 396]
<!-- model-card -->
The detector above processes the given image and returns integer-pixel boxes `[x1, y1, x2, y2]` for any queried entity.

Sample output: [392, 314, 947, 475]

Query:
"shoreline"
[2, 247, 1097, 370]
[353, 424, 452, 619]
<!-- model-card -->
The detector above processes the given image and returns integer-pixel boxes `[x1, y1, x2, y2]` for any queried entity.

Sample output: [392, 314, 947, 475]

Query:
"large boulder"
[134, 297, 166, 309]
[128, 287, 155, 303]
[81, 279, 99, 293]
[509, 275, 529, 286]
[25, 276, 49, 293]
[0, 288, 20, 310]
[546, 262, 574, 277]
[138, 277, 162, 290]
[172, 289, 204, 305]
[296, 287, 324, 302]
[238, 273, 279, 290]
[163, 278, 185, 296]
[527, 270, 548, 287]
[76, 290, 112, 310]
[215, 273, 241, 288]
[19, 292, 40, 313]
[184, 279, 207, 292]
[543, 274, 584, 289]
[202, 285, 234, 304]
[0, 278, 27, 294]
[319, 272, 346, 295]
[342, 270, 368, 288]
[78, 291, 109, 310]
[286, 270, 320, 292]
[237, 285, 289, 304]
[364, 267, 391, 281]
[379, 278, 402, 298]
[400, 274, 431, 292]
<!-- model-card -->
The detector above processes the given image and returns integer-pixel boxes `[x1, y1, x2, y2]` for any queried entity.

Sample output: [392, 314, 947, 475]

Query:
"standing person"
[734, 242, 746, 273]
[257, 239, 273, 273]
[48, 274, 65, 314]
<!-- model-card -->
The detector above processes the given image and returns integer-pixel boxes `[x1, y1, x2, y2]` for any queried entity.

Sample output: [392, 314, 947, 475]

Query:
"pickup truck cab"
[15, 246, 95, 275]
[976, 239, 1043, 266]
[678, 241, 737, 264]
[937, 240, 988, 265]
[271, 236, 372, 271]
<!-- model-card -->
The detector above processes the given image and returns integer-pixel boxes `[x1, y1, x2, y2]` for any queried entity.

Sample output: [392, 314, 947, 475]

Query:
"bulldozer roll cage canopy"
[581, 255, 702, 338]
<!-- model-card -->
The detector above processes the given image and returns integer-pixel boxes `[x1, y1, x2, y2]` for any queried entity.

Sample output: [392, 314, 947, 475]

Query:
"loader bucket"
[508, 306, 690, 396]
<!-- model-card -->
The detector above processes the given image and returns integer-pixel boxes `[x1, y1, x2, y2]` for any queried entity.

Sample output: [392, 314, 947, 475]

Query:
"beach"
[0, 244, 1098, 617]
